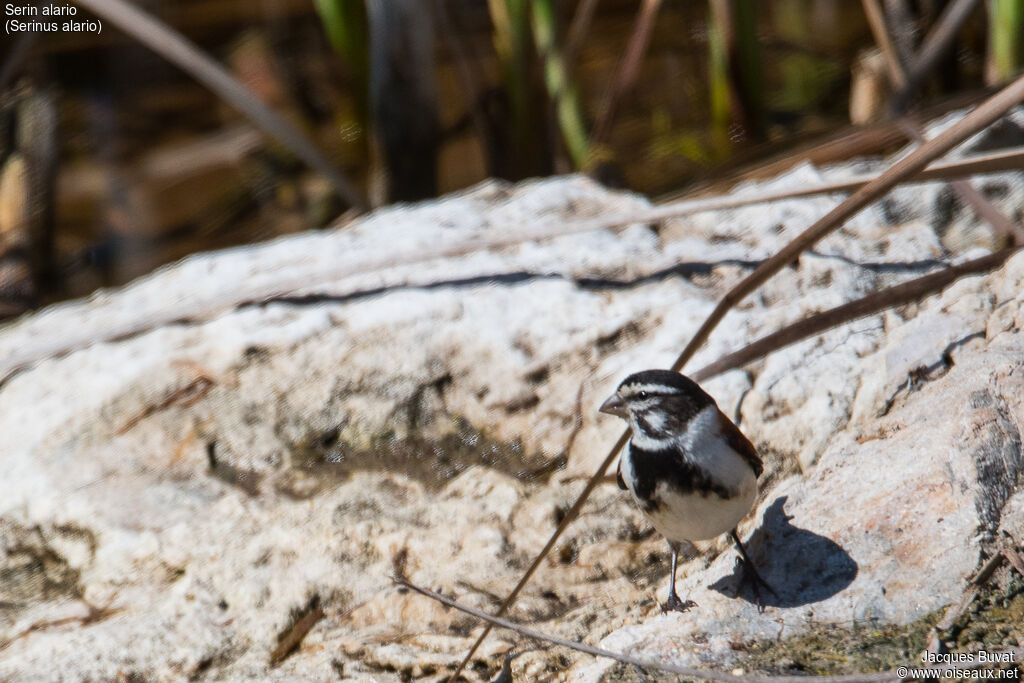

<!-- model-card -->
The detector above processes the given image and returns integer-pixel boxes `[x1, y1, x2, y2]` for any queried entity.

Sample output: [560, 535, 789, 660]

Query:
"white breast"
[643, 467, 756, 543]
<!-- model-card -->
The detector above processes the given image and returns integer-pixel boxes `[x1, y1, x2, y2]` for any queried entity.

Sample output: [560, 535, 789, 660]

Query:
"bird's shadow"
[709, 496, 857, 608]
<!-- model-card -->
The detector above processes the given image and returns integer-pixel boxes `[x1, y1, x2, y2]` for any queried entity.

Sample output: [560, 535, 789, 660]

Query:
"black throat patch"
[626, 442, 735, 511]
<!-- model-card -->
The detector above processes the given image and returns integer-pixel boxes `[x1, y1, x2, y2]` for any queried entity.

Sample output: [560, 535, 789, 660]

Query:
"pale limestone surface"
[2, 120, 1024, 681]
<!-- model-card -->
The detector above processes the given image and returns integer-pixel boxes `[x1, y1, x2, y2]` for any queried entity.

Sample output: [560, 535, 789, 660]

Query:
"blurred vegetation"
[0, 0, 1021, 312]
[708, 0, 762, 152]
[529, 0, 590, 169]
[313, 0, 370, 146]
[988, 0, 1024, 85]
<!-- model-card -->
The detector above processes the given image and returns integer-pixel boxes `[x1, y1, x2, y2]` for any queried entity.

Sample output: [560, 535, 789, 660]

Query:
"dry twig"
[672, 72, 1024, 380]
[564, 0, 600, 66]
[861, 0, 909, 90]
[591, 0, 663, 146]
[270, 597, 325, 665]
[115, 366, 218, 435]
[894, 120, 1024, 245]
[864, 2, 1019, 242]
[1002, 532, 1024, 576]
[691, 247, 1020, 382]
[0, 598, 122, 652]
[935, 550, 1006, 633]
[399, 576, 1024, 682]
[892, 0, 982, 114]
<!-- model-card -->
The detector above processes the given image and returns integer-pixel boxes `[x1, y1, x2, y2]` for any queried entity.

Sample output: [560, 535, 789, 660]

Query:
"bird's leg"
[730, 528, 778, 608]
[662, 541, 696, 613]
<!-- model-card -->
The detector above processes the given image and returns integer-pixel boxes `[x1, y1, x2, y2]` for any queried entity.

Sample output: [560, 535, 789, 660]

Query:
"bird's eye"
[637, 391, 649, 400]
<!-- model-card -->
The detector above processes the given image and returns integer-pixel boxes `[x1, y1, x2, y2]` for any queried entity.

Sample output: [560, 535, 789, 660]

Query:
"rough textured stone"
[2, 117, 1024, 681]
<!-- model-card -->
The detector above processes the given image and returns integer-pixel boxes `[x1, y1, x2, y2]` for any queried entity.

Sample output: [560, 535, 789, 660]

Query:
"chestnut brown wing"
[718, 410, 763, 477]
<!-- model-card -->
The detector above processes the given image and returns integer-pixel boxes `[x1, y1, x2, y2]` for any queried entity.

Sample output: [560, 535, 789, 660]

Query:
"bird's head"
[599, 369, 712, 441]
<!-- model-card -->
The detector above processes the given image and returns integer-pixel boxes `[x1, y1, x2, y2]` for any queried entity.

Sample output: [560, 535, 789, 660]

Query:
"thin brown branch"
[1006, 549, 1024, 575]
[1001, 532, 1024, 576]
[450, 72, 1024, 678]
[116, 375, 214, 435]
[861, 0, 909, 89]
[400, 576, 1024, 683]
[931, 584, 983, 638]
[591, 0, 662, 146]
[896, 119, 1024, 245]
[934, 548, 1006, 635]
[71, 0, 366, 210]
[114, 360, 231, 435]
[893, 0, 982, 113]
[946, 174, 1022, 243]
[434, 0, 493, 154]
[646, 144, 1024, 218]
[0, 598, 122, 652]
[927, 545, 1012, 658]
[269, 600, 325, 665]
[562, 381, 587, 460]
[564, 0, 600, 66]
[882, 0, 917, 67]
[691, 247, 1020, 383]
[947, 179, 1024, 245]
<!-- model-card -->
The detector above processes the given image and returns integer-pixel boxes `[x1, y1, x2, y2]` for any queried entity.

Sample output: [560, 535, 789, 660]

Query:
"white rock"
[2, 143, 1023, 681]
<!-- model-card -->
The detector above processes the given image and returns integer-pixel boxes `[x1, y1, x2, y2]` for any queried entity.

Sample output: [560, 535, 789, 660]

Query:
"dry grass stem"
[894, 120, 1024, 245]
[269, 602, 325, 665]
[893, 0, 982, 113]
[400, 576, 1024, 682]
[591, 0, 663, 146]
[861, 0, 908, 89]
[692, 247, 1020, 382]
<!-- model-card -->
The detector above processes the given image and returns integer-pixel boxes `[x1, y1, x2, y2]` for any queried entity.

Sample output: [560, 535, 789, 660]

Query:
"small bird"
[600, 369, 772, 611]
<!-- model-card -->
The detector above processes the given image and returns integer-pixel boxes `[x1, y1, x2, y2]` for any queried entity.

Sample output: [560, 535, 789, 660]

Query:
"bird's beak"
[599, 393, 627, 418]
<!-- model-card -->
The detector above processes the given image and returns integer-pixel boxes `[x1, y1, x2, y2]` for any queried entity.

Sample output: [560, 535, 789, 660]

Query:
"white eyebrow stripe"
[622, 382, 679, 395]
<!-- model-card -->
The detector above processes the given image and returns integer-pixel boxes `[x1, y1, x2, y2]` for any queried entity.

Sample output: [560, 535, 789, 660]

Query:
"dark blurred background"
[0, 0, 1019, 316]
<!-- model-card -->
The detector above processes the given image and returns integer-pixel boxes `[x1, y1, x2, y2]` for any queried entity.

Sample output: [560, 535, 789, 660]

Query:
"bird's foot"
[735, 556, 778, 612]
[730, 529, 778, 611]
[662, 592, 697, 613]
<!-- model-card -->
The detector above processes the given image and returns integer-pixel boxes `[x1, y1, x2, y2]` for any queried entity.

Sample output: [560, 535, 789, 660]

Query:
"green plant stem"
[313, 0, 370, 129]
[490, 0, 536, 176]
[530, 0, 590, 169]
[709, 0, 763, 153]
[988, 0, 1024, 85]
